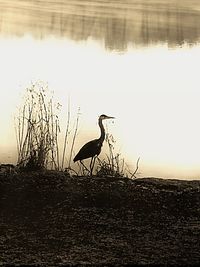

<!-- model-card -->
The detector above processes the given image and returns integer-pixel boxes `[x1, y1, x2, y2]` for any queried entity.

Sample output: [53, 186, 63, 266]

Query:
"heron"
[73, 114, 115, 175]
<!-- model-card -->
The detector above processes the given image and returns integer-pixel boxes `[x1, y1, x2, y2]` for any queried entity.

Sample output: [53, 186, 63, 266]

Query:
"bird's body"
[73, 139, 102, 162]
[73, 114, 115, 175]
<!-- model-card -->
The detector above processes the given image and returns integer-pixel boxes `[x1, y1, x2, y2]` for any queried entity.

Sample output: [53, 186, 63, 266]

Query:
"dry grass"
[15, 81, 61, 171]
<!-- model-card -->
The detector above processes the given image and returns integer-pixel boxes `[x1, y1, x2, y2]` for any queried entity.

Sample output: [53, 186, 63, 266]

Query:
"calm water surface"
[1, 0, 200, 49]
[1, 0, 200, 179]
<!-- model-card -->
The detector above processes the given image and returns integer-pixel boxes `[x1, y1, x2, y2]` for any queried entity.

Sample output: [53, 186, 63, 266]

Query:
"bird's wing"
[74, 139, 102, 161]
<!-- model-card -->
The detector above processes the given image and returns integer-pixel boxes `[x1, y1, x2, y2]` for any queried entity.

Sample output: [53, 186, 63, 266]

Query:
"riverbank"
[0, 172, 199, 266]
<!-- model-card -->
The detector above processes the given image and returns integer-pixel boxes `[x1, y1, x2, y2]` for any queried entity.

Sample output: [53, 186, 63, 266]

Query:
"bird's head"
[99, 114, 115, 120]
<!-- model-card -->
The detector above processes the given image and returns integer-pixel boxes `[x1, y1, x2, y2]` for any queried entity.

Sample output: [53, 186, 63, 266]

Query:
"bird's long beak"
[106, 116, 115, 119]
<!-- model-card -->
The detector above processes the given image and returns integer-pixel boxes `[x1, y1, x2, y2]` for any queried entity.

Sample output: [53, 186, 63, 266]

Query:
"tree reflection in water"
[0, 0, 200, 51]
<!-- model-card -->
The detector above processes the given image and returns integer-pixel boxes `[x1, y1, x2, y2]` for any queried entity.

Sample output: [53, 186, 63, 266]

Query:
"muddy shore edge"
[0, 172, 200, 266]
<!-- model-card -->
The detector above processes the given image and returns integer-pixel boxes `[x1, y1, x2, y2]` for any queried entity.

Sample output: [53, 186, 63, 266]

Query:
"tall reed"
[15, 82, 61, 171]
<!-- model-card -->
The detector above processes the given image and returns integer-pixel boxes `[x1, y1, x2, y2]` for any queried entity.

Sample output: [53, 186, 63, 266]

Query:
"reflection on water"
[1, 0, 200, 50]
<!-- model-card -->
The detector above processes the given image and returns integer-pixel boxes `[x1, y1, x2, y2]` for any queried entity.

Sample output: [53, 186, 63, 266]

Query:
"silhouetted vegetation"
[15, 82, 61, 171]
[12, 81, 139, 178]
[96, 133, 140, 178]
[63, 107, 81, 176]
[96, 133, 126, 178]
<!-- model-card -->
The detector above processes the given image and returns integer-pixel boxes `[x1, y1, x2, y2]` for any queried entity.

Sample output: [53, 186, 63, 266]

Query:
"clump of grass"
[96, 133, 125, 177]
[96, 132, 140, 178]
[15, 81, 61, 171]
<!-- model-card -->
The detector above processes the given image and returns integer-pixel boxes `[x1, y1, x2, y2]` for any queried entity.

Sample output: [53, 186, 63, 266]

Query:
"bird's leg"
[89, 157, 94, 176]
[92, 156, 97, 175]
[80, 160, 90, 175]
[90, 156, 97, 176]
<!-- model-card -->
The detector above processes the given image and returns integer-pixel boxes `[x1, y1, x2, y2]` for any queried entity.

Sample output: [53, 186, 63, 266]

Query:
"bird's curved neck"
[98, 118, 105, 143]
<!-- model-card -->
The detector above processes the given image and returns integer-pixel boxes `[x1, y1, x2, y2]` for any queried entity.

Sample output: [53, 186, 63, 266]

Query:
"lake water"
[1, 0, 200, 179]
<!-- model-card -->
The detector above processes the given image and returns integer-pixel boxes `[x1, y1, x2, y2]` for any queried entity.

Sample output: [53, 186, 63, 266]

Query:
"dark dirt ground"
[0, 171, 199, 266]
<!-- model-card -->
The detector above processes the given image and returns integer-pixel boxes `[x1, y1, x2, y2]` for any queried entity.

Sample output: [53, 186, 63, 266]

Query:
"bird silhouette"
[73, 114, 115, 175]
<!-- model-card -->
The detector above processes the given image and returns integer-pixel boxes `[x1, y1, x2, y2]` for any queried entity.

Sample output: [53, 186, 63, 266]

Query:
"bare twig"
[61, 98, 70, 170]
[68, 107, 80, 168]
[131, 157, 140, 179]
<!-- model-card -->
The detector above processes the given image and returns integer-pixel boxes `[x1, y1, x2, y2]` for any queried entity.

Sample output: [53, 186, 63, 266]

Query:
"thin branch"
[61, 98, 70, 170]
[68, 107, 80, 168]
[131, 157, 140, 179]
